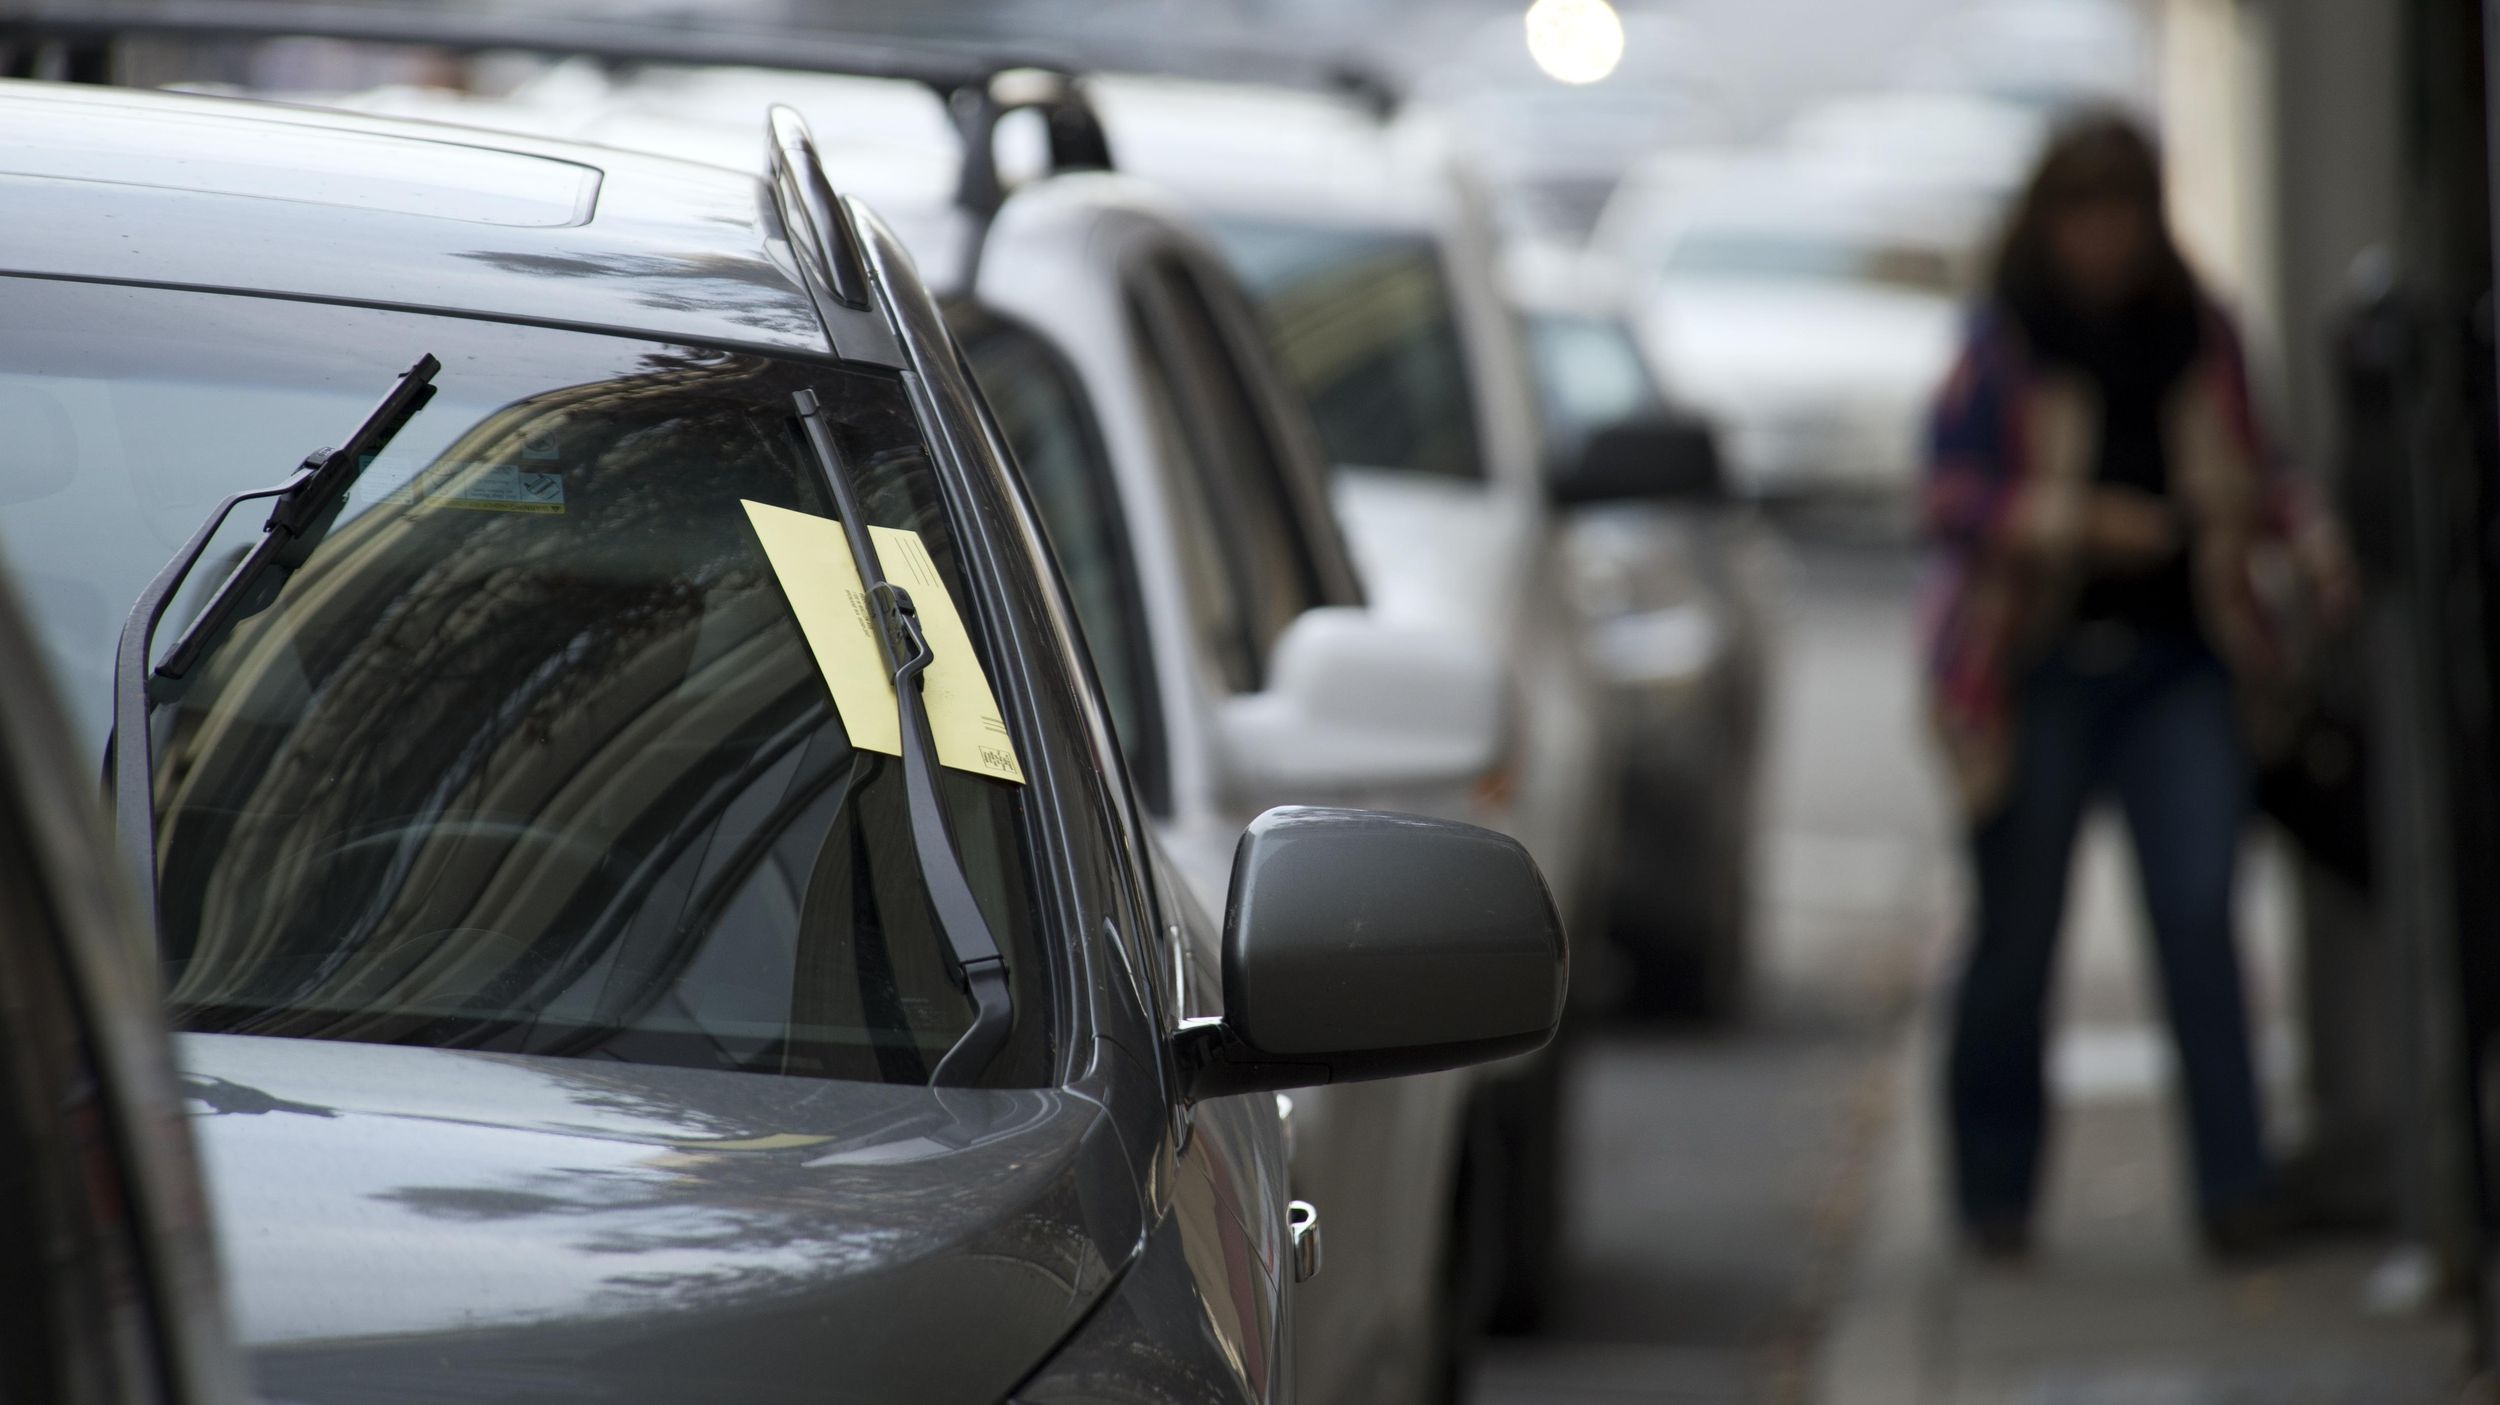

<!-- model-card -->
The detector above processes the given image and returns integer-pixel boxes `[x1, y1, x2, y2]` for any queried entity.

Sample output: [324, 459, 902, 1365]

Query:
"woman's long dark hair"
[1990, 111, 2200, 324]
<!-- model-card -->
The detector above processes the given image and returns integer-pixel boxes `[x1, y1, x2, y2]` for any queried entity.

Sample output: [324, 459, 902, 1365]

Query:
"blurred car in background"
[0, 68, 1570, 1405]
[1594, 155, 1972, 511]
[0, 556, 241, 1405]
[1505, 241, 1778, 1019]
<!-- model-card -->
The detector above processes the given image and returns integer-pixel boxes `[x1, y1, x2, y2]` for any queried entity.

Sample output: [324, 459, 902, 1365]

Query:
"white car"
[1595, 157, 1971, 506]
[1095, 71, 1640, 1370]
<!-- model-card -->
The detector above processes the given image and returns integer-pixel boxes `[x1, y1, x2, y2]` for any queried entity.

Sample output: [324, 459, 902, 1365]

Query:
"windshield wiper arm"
[790, 387, 1013, 1087]
[111, 355, 440, 929]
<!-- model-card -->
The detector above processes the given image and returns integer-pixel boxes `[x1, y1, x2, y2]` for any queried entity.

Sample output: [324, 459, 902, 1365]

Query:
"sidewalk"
[1815, 822, 2475, 1405]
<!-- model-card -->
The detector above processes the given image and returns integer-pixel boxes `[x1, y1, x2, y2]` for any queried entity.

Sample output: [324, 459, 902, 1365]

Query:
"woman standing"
[1923, 114, 2350, 1261]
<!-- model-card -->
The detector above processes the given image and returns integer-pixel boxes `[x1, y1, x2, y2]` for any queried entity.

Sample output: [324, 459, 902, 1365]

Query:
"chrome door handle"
[1287, 1199, 1322, 1284]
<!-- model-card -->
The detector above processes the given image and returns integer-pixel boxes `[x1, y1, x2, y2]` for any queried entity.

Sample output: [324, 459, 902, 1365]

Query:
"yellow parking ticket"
[741, 500, 1025, 784]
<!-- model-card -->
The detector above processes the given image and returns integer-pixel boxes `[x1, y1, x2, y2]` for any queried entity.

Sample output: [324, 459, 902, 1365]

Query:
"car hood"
[179, 1034, 1141, 1405]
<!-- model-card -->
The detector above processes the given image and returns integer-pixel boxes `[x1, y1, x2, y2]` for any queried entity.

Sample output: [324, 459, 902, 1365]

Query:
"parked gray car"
[0, 65, 1566, 1405]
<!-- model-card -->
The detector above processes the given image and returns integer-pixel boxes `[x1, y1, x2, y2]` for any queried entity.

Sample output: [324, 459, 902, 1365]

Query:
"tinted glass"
[1210, 219, 1487, 482]
[0, 277, 1051, 1086]
[951, 306, 1166, 811]
[1123, 299, 1264, 695]
[1132, 260, 1327, 684]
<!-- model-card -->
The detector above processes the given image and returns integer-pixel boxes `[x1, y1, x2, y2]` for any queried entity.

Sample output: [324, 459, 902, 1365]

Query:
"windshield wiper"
[790, 387, 1014, 1087]
[111, 355, 440, 929]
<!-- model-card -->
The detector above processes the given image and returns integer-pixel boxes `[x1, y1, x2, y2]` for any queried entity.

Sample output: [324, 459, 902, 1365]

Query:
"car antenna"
[109, 355, 438, 930]
[789, 388, 1015, 1087]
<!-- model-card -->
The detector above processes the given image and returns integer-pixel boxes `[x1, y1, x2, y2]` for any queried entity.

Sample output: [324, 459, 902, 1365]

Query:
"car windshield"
[1209, 218, 1486, 482]
[0, 277, 1051, 1087]
[1664, 229, 1962, 297]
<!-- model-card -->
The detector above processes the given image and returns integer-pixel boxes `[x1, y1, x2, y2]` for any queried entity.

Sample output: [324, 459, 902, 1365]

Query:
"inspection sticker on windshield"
[742, 500, 1025, 784]
[384, 462, 567, 515]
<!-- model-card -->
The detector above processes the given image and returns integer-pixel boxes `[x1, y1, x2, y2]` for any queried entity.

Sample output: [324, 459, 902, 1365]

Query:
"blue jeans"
[1946, 630, 2269, 1231]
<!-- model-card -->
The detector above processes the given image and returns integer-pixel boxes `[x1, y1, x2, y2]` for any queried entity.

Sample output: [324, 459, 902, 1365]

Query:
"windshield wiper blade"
[111, 355, 440, 927]
[790, 387, 1014, 1087]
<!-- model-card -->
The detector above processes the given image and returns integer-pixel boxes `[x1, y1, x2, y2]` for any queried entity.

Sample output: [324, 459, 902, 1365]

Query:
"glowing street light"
[1524, 0, 1626, 85]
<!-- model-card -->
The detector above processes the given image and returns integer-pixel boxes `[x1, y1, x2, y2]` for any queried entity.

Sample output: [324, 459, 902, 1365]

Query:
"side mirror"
[1174, 807, 1566, 1100]
[1213, 608, 1505, 806]
[1550, 412, 1727, 508]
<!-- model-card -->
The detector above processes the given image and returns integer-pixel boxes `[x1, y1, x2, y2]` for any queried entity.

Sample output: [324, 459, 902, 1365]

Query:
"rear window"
[1211, 219, 1486, 482]
[0, 277, 1052, 1086]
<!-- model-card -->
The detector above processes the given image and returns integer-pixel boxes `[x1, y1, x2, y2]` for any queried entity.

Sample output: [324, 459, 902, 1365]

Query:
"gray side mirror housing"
[1174, 807, 1566, 1101]
[1550, 411, 1727, 507]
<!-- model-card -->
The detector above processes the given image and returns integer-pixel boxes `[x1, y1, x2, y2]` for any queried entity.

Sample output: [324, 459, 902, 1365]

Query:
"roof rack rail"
[951, 66, 1113, 220]
[946, 66, 1113, 287]
[762, 105, 900, 364]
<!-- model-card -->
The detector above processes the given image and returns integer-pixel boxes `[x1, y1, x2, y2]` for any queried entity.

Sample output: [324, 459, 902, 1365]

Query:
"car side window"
[1127, 299, 1264, 695]
[1210, 219, 1488, 482]
[1128, 258, 1328, 693]
[950, 304, 1170, 816]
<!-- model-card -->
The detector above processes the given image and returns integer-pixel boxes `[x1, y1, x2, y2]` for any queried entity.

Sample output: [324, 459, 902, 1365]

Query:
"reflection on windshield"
[0, 278, 1050, 1087]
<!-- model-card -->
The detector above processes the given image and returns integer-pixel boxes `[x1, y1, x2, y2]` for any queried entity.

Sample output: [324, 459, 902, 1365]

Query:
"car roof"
[0, 79, 831, 358]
